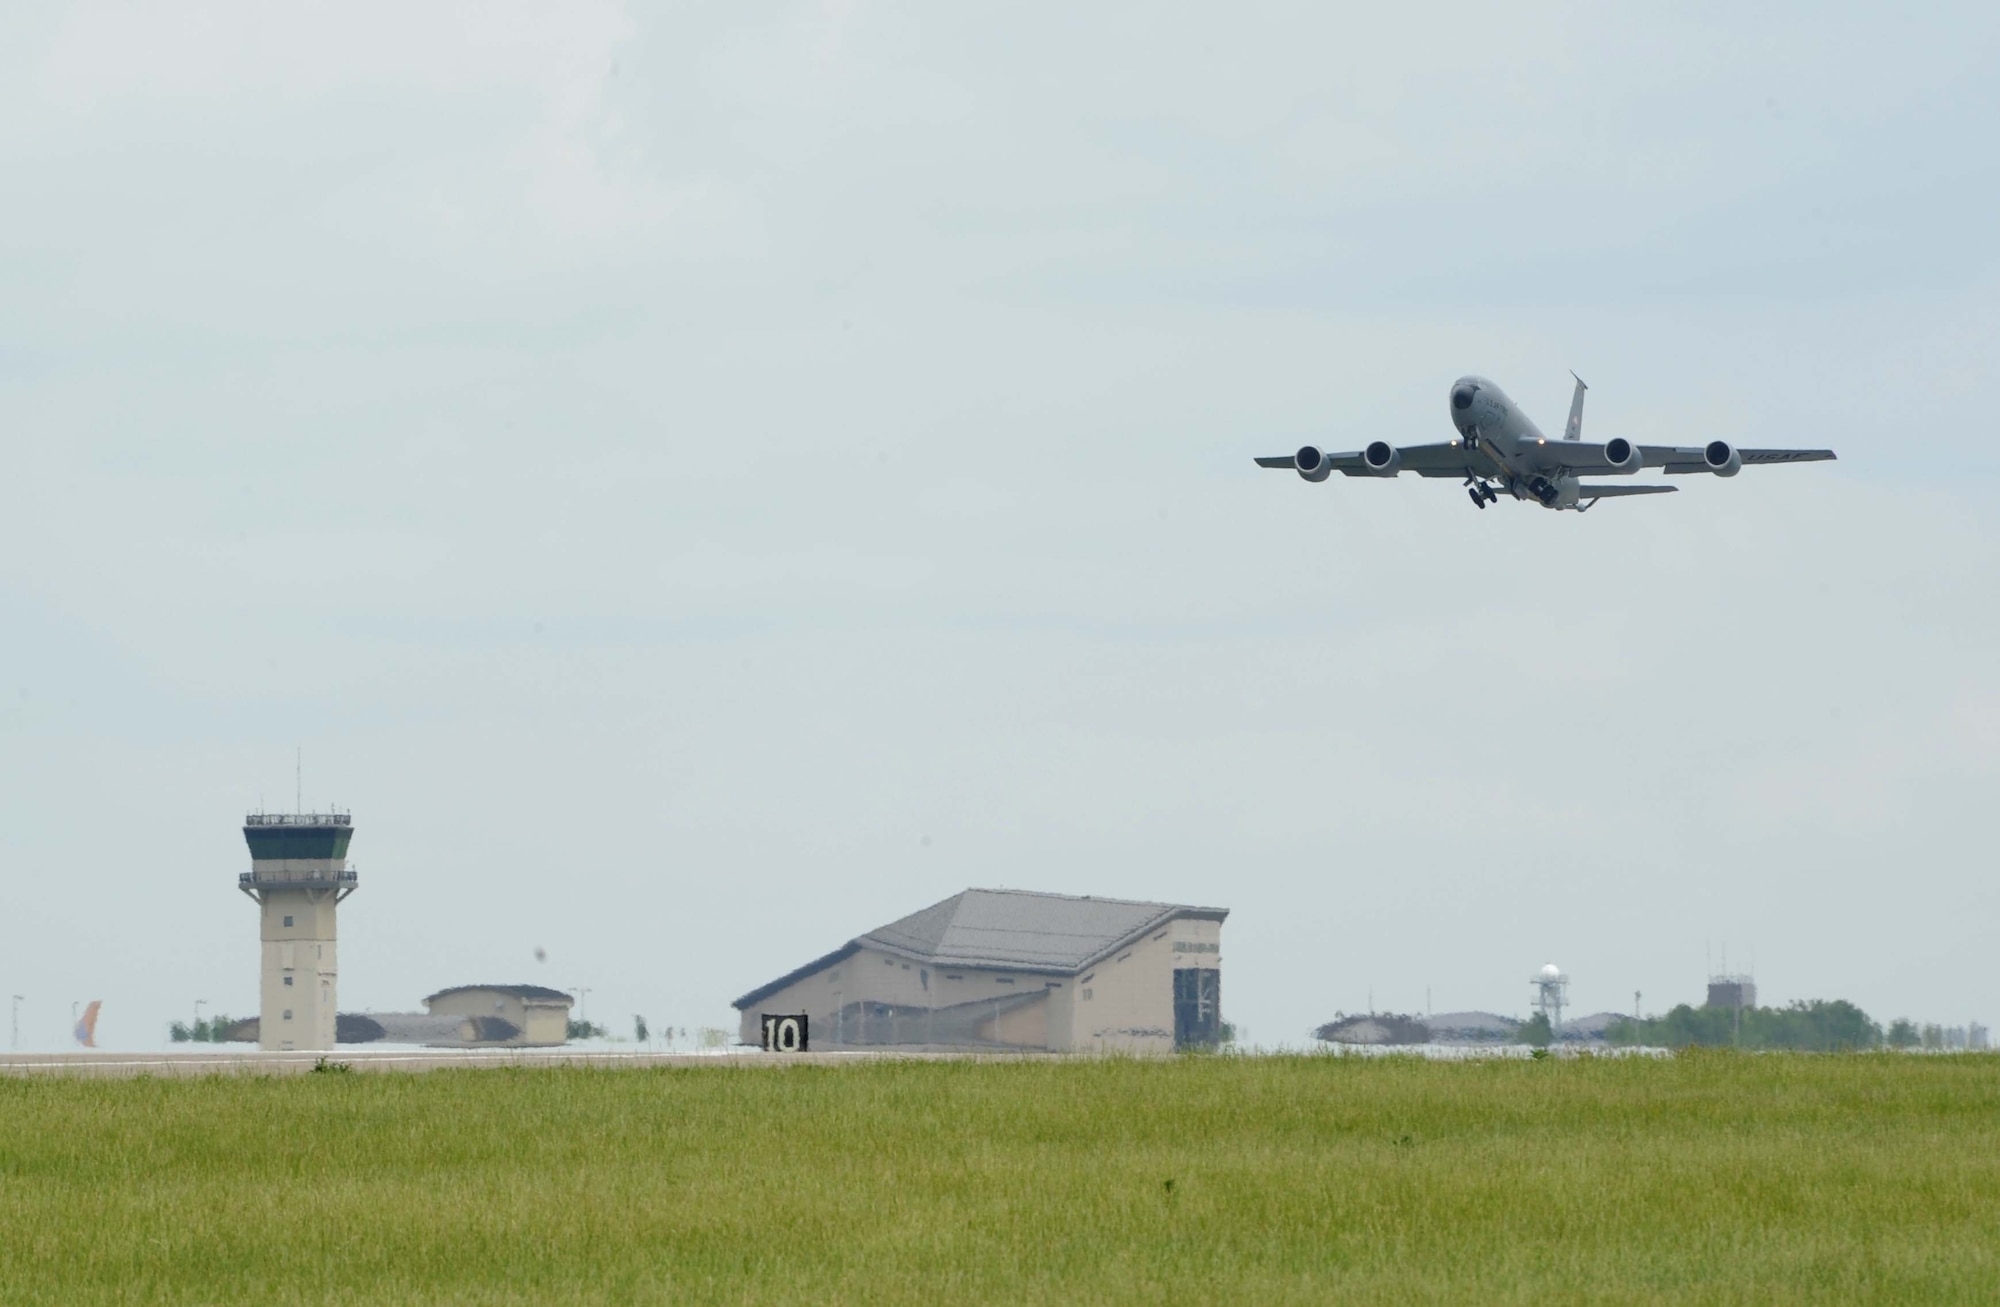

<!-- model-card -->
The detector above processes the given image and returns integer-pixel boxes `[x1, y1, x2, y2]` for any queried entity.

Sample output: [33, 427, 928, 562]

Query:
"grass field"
[3, 1052, 1998, 1304]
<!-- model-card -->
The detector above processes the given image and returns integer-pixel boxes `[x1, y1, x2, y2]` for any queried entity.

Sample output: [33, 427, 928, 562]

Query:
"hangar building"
[423, 984, 574, 1046]
[733, 888, 1227, 1054]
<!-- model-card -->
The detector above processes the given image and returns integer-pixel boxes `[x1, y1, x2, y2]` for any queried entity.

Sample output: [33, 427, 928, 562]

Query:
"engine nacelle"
[1603, 436, 1642, 474]
[1294, 445, 1332, 483]
[1704, 439, 1742, 477]
[1362, 440, 1401, 476]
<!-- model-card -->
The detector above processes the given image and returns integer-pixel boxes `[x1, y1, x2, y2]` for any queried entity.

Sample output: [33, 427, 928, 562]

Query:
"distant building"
[1560, 1012, 1628, 1041]
[1706, 975, 1757, 1010]
[732, 888, 1228, 1054]
[1316, 1013, 1431, 1045]
[1310, 1010, 1632, 1046]
[341, 1012, 529, 1046]
[1427, 1011, 1521, 1043]
[423, 985, 574, 1046]
[222, 1007, 569, 1047]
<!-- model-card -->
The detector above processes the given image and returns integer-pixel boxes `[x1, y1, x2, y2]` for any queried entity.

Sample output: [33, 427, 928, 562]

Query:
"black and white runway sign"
[760, 1013, 809, 1052]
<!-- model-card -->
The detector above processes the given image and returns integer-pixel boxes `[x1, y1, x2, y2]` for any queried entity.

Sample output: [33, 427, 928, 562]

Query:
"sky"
[2, 3, 1996, 1051]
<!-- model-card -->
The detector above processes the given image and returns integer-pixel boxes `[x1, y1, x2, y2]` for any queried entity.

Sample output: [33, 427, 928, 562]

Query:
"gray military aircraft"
[1256, 375, 1835, 511]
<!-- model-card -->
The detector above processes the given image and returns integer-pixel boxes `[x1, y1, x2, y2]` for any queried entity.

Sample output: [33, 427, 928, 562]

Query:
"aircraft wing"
[1253, 443, 1479, 478]
[1529, 442, 1837, 475]
[1638, 445, 1838, 473]
[1536, 442, 1639, 472]
[1385, 443, 1486, 477]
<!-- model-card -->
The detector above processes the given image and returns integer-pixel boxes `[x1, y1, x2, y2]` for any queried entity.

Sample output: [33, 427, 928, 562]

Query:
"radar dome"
[1539, 963, 1561, 980]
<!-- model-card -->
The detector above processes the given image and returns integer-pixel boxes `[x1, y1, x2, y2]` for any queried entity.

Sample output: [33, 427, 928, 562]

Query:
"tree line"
[168, 1015, 237, 1043]
[1600, 1000, 1881, 1051]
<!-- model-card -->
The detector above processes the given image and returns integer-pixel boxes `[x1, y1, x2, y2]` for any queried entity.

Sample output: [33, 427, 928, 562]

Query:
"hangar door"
[1173, 968, 1221, 1049]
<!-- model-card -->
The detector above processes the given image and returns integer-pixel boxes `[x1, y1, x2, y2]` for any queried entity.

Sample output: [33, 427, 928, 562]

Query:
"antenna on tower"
[296, 746, 302, 813]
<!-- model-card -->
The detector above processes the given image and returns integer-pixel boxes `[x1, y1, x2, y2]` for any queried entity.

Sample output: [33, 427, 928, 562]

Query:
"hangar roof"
[733, 888, 1228, 1010]
[423, 984, 573, 1005]
[863, 889, 1226, 971]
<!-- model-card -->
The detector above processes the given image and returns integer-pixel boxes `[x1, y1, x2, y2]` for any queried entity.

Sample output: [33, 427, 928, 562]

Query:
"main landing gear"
[1465, 478, 1498, 510]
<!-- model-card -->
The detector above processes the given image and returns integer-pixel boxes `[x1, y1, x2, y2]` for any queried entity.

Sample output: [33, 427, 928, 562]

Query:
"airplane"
[1256, 375, 1835, 511]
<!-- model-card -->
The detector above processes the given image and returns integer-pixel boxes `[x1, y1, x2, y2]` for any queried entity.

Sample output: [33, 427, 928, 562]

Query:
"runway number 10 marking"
[761, 1013, 809, 1053]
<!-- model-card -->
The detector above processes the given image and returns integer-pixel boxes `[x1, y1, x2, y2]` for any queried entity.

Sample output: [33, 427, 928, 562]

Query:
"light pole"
[194, 999, 208, 1041]
[10, 996, 22, 1050]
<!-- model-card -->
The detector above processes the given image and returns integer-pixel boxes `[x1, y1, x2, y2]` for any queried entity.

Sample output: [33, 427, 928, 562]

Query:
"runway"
[0, 1046, 1042, 1078]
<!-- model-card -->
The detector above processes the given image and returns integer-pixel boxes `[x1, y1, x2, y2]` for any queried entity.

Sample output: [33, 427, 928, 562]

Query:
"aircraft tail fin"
[74, 1000, 101, 1048]
[1564, 372, 1587, 441]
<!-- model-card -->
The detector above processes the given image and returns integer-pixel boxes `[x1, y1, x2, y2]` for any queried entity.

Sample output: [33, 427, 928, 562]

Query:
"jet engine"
[1704, 439, 1742, 477]
[1603, 436, 1642, 474]
[1362, 440, 1401, 476]
[1293, 445, 1332, 483]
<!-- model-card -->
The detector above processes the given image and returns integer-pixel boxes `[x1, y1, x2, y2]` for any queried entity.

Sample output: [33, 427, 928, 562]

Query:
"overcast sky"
[3, 4, 1996, 1051]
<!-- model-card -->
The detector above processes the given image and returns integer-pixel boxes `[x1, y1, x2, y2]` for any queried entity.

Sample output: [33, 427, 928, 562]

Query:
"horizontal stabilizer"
[1578, 484, 1677, 499]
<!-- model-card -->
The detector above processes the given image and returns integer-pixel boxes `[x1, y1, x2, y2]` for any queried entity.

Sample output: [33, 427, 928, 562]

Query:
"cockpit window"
[1451, 385, 1475, 412]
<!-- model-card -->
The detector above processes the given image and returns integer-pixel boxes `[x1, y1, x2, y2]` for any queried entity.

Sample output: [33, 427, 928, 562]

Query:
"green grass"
[4, 1053, 1999, 1304]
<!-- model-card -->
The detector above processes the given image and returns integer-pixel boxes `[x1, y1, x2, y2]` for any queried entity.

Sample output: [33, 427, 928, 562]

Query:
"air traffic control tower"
[238, 812, 358, 1051]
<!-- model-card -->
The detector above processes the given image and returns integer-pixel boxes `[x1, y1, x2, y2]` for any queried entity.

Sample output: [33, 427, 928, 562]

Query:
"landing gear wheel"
[1468, 487, 1487, 509]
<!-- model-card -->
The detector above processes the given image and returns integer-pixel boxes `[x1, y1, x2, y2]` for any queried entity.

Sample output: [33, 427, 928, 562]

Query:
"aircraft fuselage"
[1448, 375, 1583, 509]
